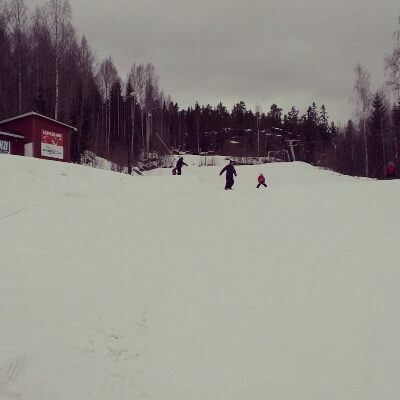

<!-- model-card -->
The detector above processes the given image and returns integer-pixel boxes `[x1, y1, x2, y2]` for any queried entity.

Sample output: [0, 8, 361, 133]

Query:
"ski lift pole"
[155, 131, 173, 155]
[285, 139, 299, 161]
[155, 131, 176, 167]
[332, 137, 337, 165]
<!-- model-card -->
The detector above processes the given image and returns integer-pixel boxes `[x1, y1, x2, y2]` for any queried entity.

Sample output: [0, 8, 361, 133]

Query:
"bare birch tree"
[129, 62, 159, 159]
[4, 0, 32, 114]
[352, 62, 372, 177]
[97, 56, 118, 158]
[144, 63, 159, 158]
[38, 0, 74, 120]
[129, 63, 146, 155]
[255, 103, 262, 160]
[384, 14, 400, 100]
[70, 36, 97, 161]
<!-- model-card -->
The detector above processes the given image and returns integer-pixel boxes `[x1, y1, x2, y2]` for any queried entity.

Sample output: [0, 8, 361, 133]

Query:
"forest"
[1, 0, 400, 179]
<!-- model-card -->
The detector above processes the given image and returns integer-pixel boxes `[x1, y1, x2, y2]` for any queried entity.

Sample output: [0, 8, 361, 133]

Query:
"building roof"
[0, 128, 24, 139]
[0, 112, 77, 131]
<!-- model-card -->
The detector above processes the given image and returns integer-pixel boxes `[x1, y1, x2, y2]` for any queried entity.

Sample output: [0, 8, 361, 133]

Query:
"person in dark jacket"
[219, 160, 237, 189]
[176, 157, 188, 175]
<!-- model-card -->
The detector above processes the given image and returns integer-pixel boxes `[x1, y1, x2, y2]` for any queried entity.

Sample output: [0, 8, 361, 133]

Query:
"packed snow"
[1, 154, 400, 399]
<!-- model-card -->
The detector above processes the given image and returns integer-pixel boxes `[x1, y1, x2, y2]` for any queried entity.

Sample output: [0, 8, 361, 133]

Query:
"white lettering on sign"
[42, 130, 63, 139]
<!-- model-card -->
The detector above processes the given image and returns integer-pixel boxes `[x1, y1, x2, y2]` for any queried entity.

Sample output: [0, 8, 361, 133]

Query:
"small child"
[257, 173, 267, 188]
[386, 161, 396, 179]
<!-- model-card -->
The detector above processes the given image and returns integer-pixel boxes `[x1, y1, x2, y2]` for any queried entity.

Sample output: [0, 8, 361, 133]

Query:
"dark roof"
[0, 112, 77, 131]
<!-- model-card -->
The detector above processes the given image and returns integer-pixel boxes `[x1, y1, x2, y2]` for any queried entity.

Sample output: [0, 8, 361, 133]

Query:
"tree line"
[1, 0, 400, 178]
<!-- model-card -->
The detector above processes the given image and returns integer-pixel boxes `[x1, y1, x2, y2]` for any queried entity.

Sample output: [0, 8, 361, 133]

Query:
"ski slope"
[1, 154, 400, 399]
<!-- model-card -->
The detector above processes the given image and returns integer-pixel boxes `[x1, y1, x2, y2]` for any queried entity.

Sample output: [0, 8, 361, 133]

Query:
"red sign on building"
[41, 129, 64, 159]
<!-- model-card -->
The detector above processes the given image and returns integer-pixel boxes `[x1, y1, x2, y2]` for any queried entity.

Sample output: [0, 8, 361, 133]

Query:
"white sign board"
[41, 129, 64, 159]
[0, 140, 10, 154]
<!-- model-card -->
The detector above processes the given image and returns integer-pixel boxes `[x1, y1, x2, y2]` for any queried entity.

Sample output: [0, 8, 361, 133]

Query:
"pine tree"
[299, 104, 319, 164]
[318, 105, 330, 141]
[341, 120, 357, 175]
[392, 102, 400, 159]
[368, 92, 389, 178]
[265, 104, 282, 128]
[109, 78, 123, 150]
[283, 106, 299, 135]
[69, 79, 92, 163]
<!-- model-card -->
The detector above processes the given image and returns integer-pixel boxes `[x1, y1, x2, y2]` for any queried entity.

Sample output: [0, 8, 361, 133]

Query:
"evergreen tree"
[185, 107, 197, 153]
[367, 92, 389, 178]
[318, 105, 330, 141]
[283, 106, 299, 135]
[265, 104, 282, 128]
[109, 78, 123, 150]
[215, 102, 229, 151]
[231, 101, 246, 136]
[338, 120, 356, 175]
[392, 102, 400, 160]
[168, 102, 179, 150]
[299, 104, 319, 164]
[69, 79, 92, 163]
[35, 84, 47, 114]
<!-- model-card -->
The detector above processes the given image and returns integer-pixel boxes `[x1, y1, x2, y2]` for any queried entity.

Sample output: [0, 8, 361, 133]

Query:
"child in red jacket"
[257, 173, 267, 188]
[386, 161, 396, 179]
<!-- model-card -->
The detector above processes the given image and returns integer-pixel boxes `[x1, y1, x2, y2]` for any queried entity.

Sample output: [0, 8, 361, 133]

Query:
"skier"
[219, 160, 237, 190]
[175, 157, 188, 175]
[386, 161, 396, 179]
[256, 173, 267, 188]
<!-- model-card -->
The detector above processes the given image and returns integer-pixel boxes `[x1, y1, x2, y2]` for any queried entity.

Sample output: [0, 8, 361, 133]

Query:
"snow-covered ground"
[1, 154, 400, 399]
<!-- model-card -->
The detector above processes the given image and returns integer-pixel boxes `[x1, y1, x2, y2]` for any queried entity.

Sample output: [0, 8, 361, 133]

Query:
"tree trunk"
[55, 57, 59, 120]
[363, 119, 369, 177]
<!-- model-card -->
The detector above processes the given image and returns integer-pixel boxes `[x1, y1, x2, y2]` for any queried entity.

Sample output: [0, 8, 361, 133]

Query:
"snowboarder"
[256, 173, 267, 188]
[219, 160, 237, 190]
[386, 161, 396, 179]
[175, 157, 188, 175]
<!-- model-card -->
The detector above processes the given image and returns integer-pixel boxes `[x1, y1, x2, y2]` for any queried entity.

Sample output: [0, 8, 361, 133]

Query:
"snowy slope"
[1, 154, 400, 399]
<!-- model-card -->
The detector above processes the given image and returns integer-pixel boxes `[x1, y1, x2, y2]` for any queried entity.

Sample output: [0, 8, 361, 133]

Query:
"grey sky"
[26, 0, 400, 125]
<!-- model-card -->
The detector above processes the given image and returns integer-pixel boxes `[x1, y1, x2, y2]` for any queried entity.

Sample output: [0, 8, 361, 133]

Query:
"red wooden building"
[0, 128, 24, 155]
[0, 112, 76, 162]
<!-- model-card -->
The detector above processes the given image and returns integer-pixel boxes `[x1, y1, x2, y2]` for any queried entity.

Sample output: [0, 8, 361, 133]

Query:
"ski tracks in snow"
[0, 204, 44, 221]
[80, 311, 150, 398]
[0, 355, 24, 399]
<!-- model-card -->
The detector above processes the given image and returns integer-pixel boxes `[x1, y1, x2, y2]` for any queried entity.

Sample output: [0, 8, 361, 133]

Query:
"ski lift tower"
[270, 127, 300, 162]
[285, 139, 300, 161]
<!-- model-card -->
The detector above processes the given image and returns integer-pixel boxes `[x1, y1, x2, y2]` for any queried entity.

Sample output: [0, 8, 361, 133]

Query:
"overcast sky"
[25, 0, 400, 125]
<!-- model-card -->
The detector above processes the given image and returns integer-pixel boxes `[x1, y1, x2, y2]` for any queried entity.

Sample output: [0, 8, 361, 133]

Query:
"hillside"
[1, 155, 400, 399]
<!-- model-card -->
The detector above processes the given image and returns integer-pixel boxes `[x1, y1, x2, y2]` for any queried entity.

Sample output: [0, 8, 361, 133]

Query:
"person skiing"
[256, 173, 267, 188]
[175, 157, 188, 175]
[219, 160, 237, 190]
[386, 161, 396, 179]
